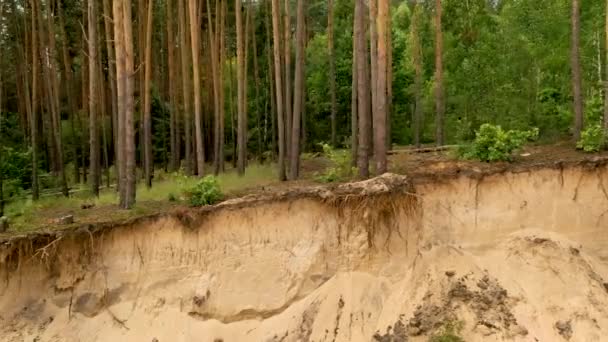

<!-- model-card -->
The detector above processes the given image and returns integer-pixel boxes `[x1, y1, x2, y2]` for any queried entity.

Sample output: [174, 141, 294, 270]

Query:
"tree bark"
[375, 0, 388, 174]
[604, 0, 608, 143]
[89, 0, 100, 196]
[289, 0, 305, 180]
[189, 0, 205, 176]
[143, 0, 154, 187]
[328, 0, 337, 147]
[57, 0, 81, 184]
[236, 0, 246, 175]
[250, 3, 263, 164]
[271, 0, 287, 180]
[571, 0, 584, 141]
[167, 0, 179, 171]
[179, 0, 193, 174]
[124, 0, 136, 207]
[30, 0, 39, 200]
[412, 3, 424, 148]
[355, 0, 370, 178]
[206, 0, 220, 174]
[283, 0, 292, 162]
[351, 14, 358, 167]
[369, 0, 378, 139]
[434, 0, 445, 145]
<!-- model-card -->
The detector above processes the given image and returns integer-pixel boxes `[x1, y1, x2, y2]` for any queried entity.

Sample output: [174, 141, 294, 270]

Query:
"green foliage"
[315, 143, 355, 183]
[460, 124, 539, 162]
[186, 176, 223, 207]
[429, 321, 465, 342]
[576, 124, 603, 153]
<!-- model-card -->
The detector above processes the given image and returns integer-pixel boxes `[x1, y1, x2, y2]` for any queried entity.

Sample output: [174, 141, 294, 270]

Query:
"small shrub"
[576, 124, 603, 153]
[314, 143, 355, 183]
[429, 321, 465, 342]
[167, 193, 178, 202]
[459, 124, 538, 162]
[186, 176, 223, 206]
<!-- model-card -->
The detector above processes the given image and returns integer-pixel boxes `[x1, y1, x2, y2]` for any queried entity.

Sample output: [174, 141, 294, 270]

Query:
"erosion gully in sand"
[1, 158, 608, 341]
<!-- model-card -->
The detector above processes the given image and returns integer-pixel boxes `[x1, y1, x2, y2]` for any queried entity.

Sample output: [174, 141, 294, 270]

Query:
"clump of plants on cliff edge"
[185, 176, 223, 206]
[459, 124, 539, 162]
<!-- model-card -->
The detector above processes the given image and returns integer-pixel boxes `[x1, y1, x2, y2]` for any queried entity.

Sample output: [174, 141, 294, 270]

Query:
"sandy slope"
[1, 165, 608, 342]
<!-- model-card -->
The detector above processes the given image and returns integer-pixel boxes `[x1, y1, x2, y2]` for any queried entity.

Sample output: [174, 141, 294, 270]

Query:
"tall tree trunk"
[236, 0, 246, 175]
[328, 0, 337, 147]
[179, 0, 193, 174]
[571, 0, 584, 141]
[89, 0, 100, 196]
[434, 0, 445, 146]
[30, 0, 40, 200]
[271, 0, 286, 180]
[375, 0, 388, 174]
[251, 4, 263, 164]
[124, 0, 136, 207]
[369, 0, 378, 143]
[40, 0, 68, 196]
[283, 0, 292, 162]
[386, 11, 393, 149]
[604, 0, 608, 142]
[167, 0, 179, 171]
[102, 0, 118, 186]
[189, 0, 205, 176]
[351, 15, 358, 167]
[143, 0, 154, 187]
[412, 3, 424, 148]
[57, 0, 81, 184]
[289, 0, 305, 180]
[114, 0, 126, 203]
[266, 0, 277, 161]
[355, 0, 370, 178]
[206, 0, 220, 174]
[219, 0, 227, 172]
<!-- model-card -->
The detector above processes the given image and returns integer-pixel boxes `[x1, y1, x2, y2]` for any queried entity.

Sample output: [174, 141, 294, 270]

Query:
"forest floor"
[2, 141, 607, 235]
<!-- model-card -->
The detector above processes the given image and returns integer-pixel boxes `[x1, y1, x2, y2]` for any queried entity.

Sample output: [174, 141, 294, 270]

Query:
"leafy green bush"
[429, 321, 465, 342]
[314, 143, 355, 183]
[186, 176, 223, 206]
[576, 124, 603, 153]
[459, 124, 539, 162]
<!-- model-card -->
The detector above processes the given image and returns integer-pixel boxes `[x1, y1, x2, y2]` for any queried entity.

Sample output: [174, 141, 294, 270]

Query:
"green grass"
[2, 163, 277, 232]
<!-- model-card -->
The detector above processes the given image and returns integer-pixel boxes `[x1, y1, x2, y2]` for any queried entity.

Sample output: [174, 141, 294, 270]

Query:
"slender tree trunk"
[266, 0, 277, 160]
[412, 3, 424, 148]
[328, 0, 337, 147]
[283, 0, 292, 163]
[351, 17, 358, 167]
[374, 0, 388, 174]
[167, 0, 179, 171]
[114, 0, 125, 202]
[251, 4, 263, 164]
[434, 0, 445, 145]
[179, 0, 193, 174]
[355, 0, 370, 178]
[57, 0, 80, 184]
[143, 0, 154, 187]
[89, 0, 100, 196]
[30, 0, 39, 200]
[289, 0, 305, 179]
[604, 0, 608, 142]
[124, 0, 136, 207]
[236, 0, 246, 175]
[188, 0, 205, 176]
[386, 11, 393, 149]
[219, 0, 227, 172]
[102, 0, 119, 186]
[206, 0, 220, 174]
[369, 0, 378, 142]
[571, 0, 584, 141]
[271, 0, 286, 180]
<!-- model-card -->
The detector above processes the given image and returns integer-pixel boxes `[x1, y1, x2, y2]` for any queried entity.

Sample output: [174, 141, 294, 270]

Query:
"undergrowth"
[185, 176, 223, 206]
[314, 143, 355, 183]
[576, 124, 603, 153]
[459, 124, 538, 162]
